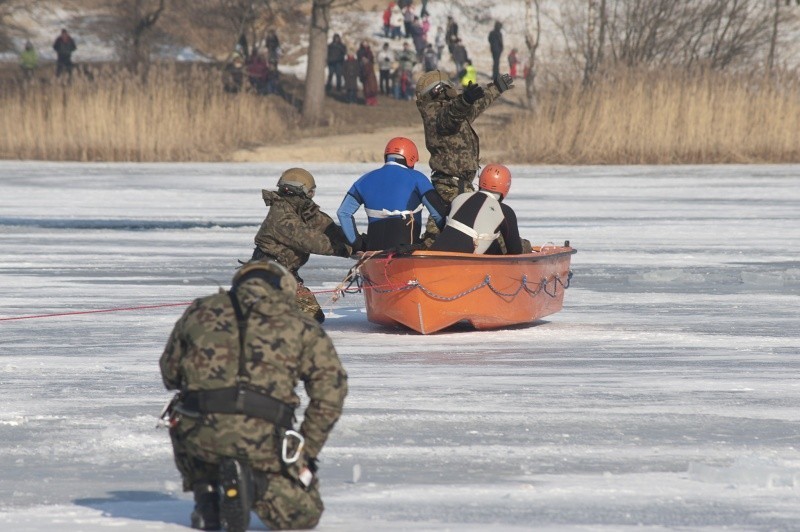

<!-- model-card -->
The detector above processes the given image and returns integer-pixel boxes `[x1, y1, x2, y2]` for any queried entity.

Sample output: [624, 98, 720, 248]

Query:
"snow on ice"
[1, 162, 799, 531]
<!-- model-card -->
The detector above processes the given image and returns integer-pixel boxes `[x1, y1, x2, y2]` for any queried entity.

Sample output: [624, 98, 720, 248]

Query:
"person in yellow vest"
[459, 59, 477, 88]
[19, 41, 38, 80]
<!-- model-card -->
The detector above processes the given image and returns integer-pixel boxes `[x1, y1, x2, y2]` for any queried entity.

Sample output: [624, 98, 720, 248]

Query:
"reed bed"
[500, 69, 800, 164]
[0, 66, 291, 162]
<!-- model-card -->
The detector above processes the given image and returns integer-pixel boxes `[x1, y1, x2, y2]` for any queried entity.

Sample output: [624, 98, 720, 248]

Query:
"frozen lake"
[1, 162, 799, 531]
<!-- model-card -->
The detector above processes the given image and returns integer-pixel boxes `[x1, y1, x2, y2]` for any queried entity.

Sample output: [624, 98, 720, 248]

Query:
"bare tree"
[0, 0, 27, 52]
[555, 0, 795, 77]
[301, 0, 356, 124]
[523, 0, 541, 107]
[109, 0, 166, 71]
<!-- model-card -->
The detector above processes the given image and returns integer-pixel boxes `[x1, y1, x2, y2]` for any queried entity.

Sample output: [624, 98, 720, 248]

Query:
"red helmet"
[384, 137, 419, 168]
[479, 164, 512, 199]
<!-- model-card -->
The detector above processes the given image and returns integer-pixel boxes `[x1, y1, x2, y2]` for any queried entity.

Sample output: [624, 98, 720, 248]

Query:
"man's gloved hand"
[494, 73, 514, 93]
[462, 82, 485, 105]
[352, 233, 368, 253]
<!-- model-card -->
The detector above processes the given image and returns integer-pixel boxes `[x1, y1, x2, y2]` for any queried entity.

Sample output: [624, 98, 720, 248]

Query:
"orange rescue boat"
[356, 242, 576, 334]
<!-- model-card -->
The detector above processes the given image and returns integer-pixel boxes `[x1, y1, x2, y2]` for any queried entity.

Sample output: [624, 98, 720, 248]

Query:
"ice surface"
[1, 162, 799, 531]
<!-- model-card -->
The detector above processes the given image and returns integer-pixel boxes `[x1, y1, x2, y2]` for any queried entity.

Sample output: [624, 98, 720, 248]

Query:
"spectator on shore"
[343, 53, 360, 103]
[403, 5, 415, 38]
[452, 38, 468, 74]
[390, 4, 404, 40]
[377, 42, 394, 95]
[53, 29, 76, 78]
[423, 43, 438, 72]
[393, 65, 414, 100]
[246, 51, 269, 94]
[445, 16, 459, 54]
[488, 21, 504, 81]
[397, 41, 416, 73]
[434, 26, 445, 60]
[326, 33, 347, 92]
[20, 41, 38, 80]
[459, 59, 477, 88]
[382, 2, 394, 38]
[508, 47, 519, 78]
[359, 44, 379, 106]
[356, 41, 374, 72]
[421, 15, 431, 42]
[265, 29, 280, 67]
[222, 54, 245, 93]
[410, 16, 426, 61]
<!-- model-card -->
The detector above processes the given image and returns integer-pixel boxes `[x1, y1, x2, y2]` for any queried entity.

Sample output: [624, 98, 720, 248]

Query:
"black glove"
[352, 233, 368, 253]
[305, 455, 318, 474]
[494, 73, 514, 93]
[462, 82, 484, 105]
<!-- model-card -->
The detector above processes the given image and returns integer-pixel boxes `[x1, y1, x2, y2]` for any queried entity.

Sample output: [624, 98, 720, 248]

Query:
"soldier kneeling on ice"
[430, 163, 530, 255]
[251, 168, 352, 323]
[160, 260, 348, 531]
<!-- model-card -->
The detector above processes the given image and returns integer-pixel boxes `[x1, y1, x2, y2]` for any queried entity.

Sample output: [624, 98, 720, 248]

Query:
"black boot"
[191, 482, 221, 531]
[218, 458, 253, 532]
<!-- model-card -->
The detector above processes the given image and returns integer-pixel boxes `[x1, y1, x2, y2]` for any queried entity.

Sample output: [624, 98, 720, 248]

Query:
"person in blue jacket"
[337, 137, 448, 251]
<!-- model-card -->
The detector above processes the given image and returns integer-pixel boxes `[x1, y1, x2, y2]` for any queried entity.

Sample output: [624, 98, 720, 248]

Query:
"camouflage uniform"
[160, 275, 348, 530]
[253, 189, 351, 322]
[416, 83, 503, 245]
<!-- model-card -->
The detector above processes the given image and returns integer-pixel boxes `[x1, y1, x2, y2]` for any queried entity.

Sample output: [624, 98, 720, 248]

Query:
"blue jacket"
[337, 162, 446, 250]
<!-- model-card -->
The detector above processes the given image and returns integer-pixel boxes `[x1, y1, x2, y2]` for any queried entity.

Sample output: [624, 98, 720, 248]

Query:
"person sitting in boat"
[337, 137, 448, 251]
[429, 163, 524, 255]
[250, 168, 353, 323]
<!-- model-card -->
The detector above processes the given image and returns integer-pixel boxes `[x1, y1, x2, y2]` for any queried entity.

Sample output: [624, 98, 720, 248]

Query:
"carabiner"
[281, 429, 305, 464]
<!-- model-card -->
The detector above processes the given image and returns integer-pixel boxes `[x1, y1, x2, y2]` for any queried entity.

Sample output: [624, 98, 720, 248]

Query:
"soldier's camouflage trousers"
[170, 425, 324, 530]
[296, 283, 325, 323]
[423, 177, 475, 247]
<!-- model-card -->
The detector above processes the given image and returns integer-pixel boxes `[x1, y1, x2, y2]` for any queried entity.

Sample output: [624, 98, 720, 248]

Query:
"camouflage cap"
[232, 260, 297, 295]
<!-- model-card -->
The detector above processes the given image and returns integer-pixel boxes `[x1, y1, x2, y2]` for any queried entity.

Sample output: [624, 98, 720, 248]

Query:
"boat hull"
[358, 246, 576, 334]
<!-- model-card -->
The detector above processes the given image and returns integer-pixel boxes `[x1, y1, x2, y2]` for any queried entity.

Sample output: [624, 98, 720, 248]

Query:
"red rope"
[0, 283, 405, 323]
[0, 302, 193, 322]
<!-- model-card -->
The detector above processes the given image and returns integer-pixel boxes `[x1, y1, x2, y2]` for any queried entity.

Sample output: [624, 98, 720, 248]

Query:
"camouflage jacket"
[416, 84, 502, 182]
[159, 279, 348, 471]
[254, 190, 351, 275]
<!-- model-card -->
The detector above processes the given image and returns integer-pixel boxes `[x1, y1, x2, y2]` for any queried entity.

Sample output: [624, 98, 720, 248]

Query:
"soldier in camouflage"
[251, 168, 352, 323]
[415, 70, 515, 245]
[160, 260, 348, 531]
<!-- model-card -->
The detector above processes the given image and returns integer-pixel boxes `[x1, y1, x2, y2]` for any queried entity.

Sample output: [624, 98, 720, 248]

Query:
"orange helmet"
[384, 137, 419, 168]
[479, 164, 512, 199]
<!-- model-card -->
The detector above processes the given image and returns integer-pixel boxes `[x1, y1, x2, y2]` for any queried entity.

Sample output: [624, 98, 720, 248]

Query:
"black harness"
[179, 283, 294, 429]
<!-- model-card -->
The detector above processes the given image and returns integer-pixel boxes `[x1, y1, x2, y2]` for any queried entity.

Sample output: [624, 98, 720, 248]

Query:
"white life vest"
[445, 191, 503, 254]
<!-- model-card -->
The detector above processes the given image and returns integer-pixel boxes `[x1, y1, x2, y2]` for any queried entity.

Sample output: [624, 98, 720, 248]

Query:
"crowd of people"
[222, 31, 283, 95]
[324, 2, 520, 105]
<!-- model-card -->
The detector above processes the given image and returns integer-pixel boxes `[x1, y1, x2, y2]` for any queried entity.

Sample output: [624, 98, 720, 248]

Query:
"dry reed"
[499, 69, 800, 164]
[0, 65, 291, 162]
